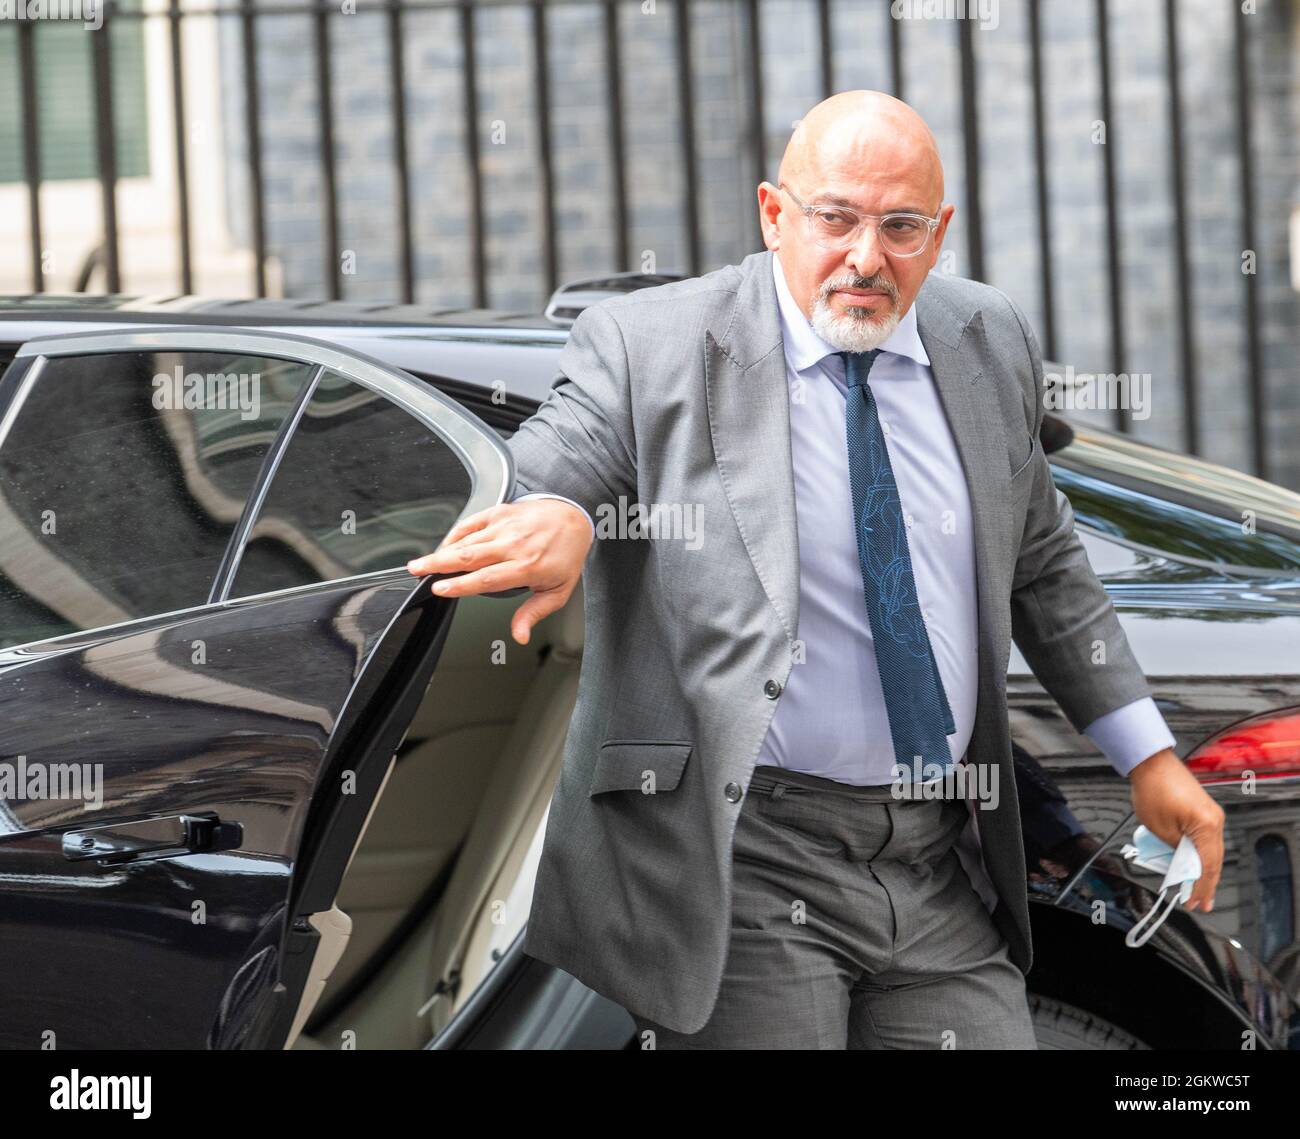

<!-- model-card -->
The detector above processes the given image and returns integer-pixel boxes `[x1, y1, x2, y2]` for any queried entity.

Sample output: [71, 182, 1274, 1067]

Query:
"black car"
[0, 280, 1297, 1050]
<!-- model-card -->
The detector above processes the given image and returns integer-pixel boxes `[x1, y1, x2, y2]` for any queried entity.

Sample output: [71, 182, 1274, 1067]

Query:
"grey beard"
[810, 295, 902, 353]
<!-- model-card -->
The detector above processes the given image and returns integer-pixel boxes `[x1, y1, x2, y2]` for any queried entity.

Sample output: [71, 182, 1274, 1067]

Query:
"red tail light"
[1184, 708, 1300, 784]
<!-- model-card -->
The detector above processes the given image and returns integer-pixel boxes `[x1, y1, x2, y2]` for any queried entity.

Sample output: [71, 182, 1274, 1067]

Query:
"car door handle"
[62, 813, 243, 866]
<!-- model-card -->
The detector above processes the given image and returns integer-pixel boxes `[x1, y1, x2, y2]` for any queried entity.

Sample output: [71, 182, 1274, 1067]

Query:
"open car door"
[0, 328, 512, 1048]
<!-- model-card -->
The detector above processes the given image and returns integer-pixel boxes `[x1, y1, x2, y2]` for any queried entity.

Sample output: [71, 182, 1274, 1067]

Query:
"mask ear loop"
[1120, 842, 1173, 878]
[1125, 885, 1184, 949]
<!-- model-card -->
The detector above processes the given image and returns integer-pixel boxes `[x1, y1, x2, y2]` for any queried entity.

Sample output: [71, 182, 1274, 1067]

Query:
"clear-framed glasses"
[779, 183, 940, 257]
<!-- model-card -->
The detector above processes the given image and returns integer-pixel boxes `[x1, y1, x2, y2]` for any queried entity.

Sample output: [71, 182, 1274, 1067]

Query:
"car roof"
[0, 295, 572, 405]
[0, 293, 563, 331]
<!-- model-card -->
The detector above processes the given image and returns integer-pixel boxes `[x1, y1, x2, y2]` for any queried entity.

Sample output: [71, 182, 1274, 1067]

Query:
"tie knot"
[840, 350, 881, 389]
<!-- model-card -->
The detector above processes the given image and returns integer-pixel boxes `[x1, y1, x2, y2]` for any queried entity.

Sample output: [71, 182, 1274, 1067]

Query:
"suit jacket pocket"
[590, 740, 693, 796]
[1009, 434, 1039, 483]
[1008, 435, 1039, 519]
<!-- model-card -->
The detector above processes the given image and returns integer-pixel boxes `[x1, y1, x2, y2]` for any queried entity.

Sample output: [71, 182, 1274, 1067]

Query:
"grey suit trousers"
[634, 765, 1038, 1050]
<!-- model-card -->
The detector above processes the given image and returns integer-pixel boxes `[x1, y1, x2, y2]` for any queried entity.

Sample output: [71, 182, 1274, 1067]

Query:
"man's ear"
[757, 182, 782, 251]
[930, 202, 957, 264]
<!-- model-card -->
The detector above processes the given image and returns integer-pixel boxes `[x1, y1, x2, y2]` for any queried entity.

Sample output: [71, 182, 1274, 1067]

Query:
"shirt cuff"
[1083, 696, 1176, 778]
[512, 492, 596, 540]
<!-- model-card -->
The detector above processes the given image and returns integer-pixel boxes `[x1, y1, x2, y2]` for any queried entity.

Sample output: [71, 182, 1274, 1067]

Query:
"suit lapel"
[704, 252, 800, 644]
[916, 282, 1013, 681]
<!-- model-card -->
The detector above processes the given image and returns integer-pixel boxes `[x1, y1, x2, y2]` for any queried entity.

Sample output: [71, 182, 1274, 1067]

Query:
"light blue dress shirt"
[515, 256, 1175, 784]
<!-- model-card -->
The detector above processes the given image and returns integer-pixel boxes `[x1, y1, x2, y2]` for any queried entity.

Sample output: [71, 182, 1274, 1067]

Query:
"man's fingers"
[444, 525, 500, 550]
[509, 590, 569, 646]
[1187, 819, 1224, 912]
[407, 511, 497, 573]
[426, 561, 528, 598]
[439, 512, 494, 549]
[408, 534, 507, 576]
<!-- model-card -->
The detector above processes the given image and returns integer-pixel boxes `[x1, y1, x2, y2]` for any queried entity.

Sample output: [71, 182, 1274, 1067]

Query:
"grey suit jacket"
[508, 248, 1153, 1034]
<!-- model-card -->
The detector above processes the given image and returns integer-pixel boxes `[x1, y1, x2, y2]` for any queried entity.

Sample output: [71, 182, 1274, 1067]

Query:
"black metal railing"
[1, 0, 1273, 479]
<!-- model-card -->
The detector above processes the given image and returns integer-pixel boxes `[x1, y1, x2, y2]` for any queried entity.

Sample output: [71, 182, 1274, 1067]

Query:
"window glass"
[1054, 431, 1300, 573]
[0, 350, 311, 650]
[1054, 462, 1300, 575]
[0, 7, 150, 184]
[230, 371, 471, 596]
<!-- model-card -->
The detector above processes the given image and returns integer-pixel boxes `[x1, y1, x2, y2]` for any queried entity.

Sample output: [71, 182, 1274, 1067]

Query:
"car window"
[1052, 428, 1300, 574]
[229, 370, 472, 597]
[0, 350, 313, 650]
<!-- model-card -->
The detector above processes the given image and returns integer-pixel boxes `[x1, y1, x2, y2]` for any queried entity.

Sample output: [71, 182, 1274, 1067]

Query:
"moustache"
[821, 276, 899, 303]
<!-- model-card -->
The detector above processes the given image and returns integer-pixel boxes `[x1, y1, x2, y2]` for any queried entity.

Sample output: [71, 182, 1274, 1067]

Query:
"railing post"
[817, 0, 833, 101]
[240, 0, 268, 297]
[17, 20, 44, 294]
[887, 0, 903, 102]
[744, 0, 765, 252]
[1233, 0, 1265, 481]
[168, 0, 193, 294]
[387, 0, 415, 304]
[92, 0, 122, 292]
[958, 14, 984, 285]
[314, 0, 341, 300]
[1028, 0, 1056, 361]
[1095, 0, 1127, 432]
[460, 0, 487, 308]
[603, 0, 629, 272]
[531, 0, 557, 296]
[1164, 0, 1197, 457]
[673, 0, 700, 276]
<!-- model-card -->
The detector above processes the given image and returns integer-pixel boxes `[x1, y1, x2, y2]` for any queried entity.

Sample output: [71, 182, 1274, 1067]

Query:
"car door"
[0, 327, 512, 1049]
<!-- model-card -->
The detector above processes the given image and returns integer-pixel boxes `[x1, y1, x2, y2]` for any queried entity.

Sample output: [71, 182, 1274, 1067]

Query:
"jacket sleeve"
[1004, 295, 1157, 735]
[506, 301, 638, 522]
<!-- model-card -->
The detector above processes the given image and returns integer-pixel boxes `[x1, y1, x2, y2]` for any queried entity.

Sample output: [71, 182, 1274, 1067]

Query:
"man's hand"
[1128, 747, 1225, 912]
[406, 498, 593, 646]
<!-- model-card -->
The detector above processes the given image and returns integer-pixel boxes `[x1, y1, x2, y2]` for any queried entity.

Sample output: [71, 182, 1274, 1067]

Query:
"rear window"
[0, 350, 312, 650]
[228, 371, 471, 597]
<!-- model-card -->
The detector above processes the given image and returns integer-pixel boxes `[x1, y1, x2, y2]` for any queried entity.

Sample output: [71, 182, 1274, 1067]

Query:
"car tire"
[1029, 993, 1151, 1050]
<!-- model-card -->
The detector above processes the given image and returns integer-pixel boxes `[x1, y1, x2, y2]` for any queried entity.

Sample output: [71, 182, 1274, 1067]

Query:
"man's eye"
[883, 218, 922, 234]
[814, 210, 855, 230]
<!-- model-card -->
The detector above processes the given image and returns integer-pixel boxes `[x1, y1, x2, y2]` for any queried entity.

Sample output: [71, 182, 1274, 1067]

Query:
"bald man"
[408, 91, 1224, 1050]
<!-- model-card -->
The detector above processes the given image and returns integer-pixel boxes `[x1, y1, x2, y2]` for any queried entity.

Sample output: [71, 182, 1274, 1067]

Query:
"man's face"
[758, 153, 954, 352]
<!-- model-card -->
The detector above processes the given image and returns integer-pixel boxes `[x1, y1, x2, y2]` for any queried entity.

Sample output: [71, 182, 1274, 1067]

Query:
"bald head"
[777, 91, 944, 206]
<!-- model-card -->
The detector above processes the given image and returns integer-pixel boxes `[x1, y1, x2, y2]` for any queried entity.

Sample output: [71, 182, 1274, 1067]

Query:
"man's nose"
[843, 221, 888, 279]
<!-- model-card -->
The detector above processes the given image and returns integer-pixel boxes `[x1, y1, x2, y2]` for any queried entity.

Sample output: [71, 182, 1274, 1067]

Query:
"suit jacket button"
[764, 678, 782, 699]
[724, 782, 743, 803]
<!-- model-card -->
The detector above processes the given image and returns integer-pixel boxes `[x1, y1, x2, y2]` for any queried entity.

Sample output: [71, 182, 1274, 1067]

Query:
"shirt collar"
[771, 251, 930, 374]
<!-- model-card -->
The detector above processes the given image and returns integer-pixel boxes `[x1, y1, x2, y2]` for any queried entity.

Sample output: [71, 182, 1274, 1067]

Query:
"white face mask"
[1119, 825, 1203, 949]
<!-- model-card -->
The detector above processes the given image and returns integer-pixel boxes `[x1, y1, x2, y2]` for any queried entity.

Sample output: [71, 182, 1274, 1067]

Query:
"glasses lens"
[879, 216, 930, 255]
[809, 208, 861, 246]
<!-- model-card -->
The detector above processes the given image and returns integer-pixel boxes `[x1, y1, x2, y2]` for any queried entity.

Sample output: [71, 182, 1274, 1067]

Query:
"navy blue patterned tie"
[841, 350, 956, 782]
